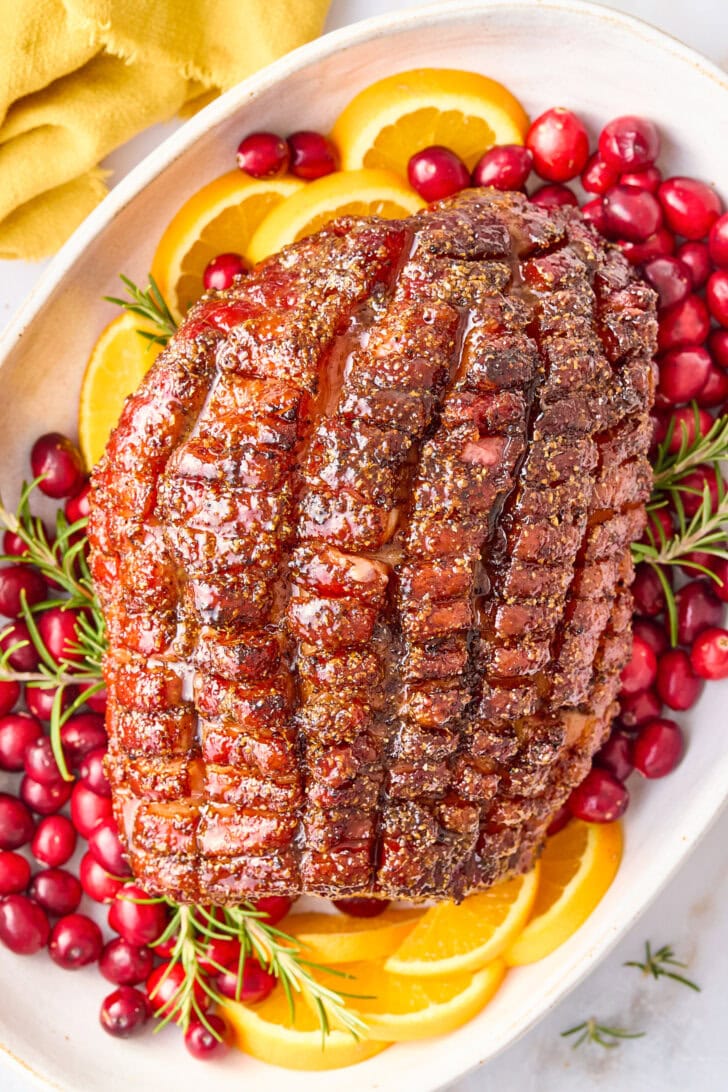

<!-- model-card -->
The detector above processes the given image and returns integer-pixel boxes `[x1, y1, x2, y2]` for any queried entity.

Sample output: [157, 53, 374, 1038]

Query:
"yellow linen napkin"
[0, 0, 330, 261]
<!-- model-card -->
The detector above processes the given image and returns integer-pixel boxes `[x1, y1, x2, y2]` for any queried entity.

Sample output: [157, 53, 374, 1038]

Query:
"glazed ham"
[88, 188, 657, 903]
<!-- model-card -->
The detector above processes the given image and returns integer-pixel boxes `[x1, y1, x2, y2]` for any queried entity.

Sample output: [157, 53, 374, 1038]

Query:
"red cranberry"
[88, 818, 131, 877]
[619, 227, 675, 265]
[633, 619, 670, 659]
[707, 270, 728, 326]
[25, 683, 78, 722]
[679, 550, 720, 579]
[676, 581, 724, 645]
[154, 933, 178, 959]
[695, 365, 728, 407]
[581, 153, 619, 195]
[3, 530, 28, 557]
[658, 346, 712, 404]
[708, 211, 728, 269]
[530, 183, 577, 208]
[109, 884, 168, 946]
[100, 937, 154, 985]
[0, 793, 34, 849]
[690, 627, 728, 680]
[147, 961, 209, 1019]
[0, 565, 47, 618]
[60, 713, 107, 766]
[70, 782, 112, 837]
[677, 241, 712, 288]
[620, 166, 662, 194]
[184, 1015, 231, 1060]
[333, 897, 390, 918]
[21, 775, 72, 816]
[599, 116, 660, 170]
[596, 730, 634, 782]
[603, 185, 662, 242]
[287, 130, 338, 180]
[711, 558, 728, 603]
[568, 768, 629, 822]
[80, 852, 124, 903]
[619, 635, 657, 695]
[632, 563, 669, 617]
[546, 804, 571, 836]
[633, 718, 684, 778]
[100, 986, 150, 1038]
[236, 131, 289, 178]
[618, 687, 662, 729]
[0, 893, 50, 954]
[0, 850, 31, 894]
[676, 465, 722, 518]
[581, 198, 609, 234]
[642, 257, 692, 311]
[658, 177, 722, 239]
[0, 712, 42, 771]
[407, 145, 470, 202]
[0, 619, 40, 672]
[0, 680, 19, 717]
[472, 144, 532, 190]
[199, 937, 242, 975]
[29, 867, 81, 916]
[24, 736, 63, 786]
[666, 406, 713, 454]
[79, 747, 110, 797]
[31, 814, 76, 867]
[202, 253, 248, 292]
[81, 685, 107, 715]
[49, 912, 102, 969]
[526, 107, 589, 182]
[36, 607, 82, 666]
[252, 895, 293, 925]
[64, 482, 91, 524]
[658, 294, 711, 352]
[657, 648, 704, 710]
[30, 433, 85, 499]
[216, 957, 275, 1003]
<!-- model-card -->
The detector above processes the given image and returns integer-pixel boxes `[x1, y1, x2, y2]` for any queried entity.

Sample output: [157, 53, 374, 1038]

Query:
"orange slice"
[332, 68, 529, 175]
[505, 820, 623, 966]
[78, 312, 162, 469]
[245, 168, 424, 265]
[286, 908, 423, 965]
[150, 171, 304, 320]
[385, 864, 539, 978]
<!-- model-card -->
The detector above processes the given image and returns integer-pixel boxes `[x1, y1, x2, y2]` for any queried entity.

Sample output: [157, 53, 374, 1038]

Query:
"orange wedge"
[78, 312, 162, 469]
[505, 820, 623, 966]
[150, 171, 304, 320]
[385, 865, 539, 978]
[332, 68, 529, 175]
[286, 908, 423, 965]
[245, 168, 424, 265]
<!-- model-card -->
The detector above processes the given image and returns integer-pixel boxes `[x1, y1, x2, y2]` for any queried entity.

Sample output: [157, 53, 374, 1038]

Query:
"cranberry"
[599, 115, 659, 171]
[0, 893, 50, 954]
[0, 850, 31, 895]
[185, 1015, 231, 1060]
[706, 270, 728, 326]
[203, 253, 248, 292]
[0, 712, 42, 771]
[31, 814, 76, 867]
[679, 550, 720, 579]
[633, 718, 684, 778]
[658, 346, 712, 404]
[79, 747, 110, 797]
[546, 804, 571, 836]
[695, 365, 728, 407]
[603, 185, 662, 242]
[3, 530, 28, 557]
[29, 867, 81, 916]
[198, 937, 242, 975]
[581, 153, 619, 195]
[632, 564, 669, 617]
[658, 294, 711, 352]
[676, 241, 712, 288]
[100, 937, 154, 985]
[568, 768, 629, 823]
[676, 581, 723, 645]
[618, 687, 662, 729]
[64, 482, 91, 524]
[596, 730, 634, 782]
[407, 145, 470, 202]
[24, 736, 63, 786]
[0, 565, 47, 618]
[216, 957, 275, 1003]
[0, 680, 20, 717]
[657, 648, 704, 710]
[287, 131, 338, 180]
[676, 465, 722, 518]
[620, 166, 662, 194]
[333, 897, 390, 918]
[658, 177, 722, 239]
[707, 211, 728, 268]
[642, 257, 692, 311]
[100, 986, 150, 1038]
[526, 107, 589, 182]
[619, 635, 657, 695]
[80, 852, 124, 903]
[711, 558, 728, 603]
[81, 685, 107, 715]
[25, 683, 78, 722]
[21, 775, 72, 816]
[252, 895, 293, 925]
[0, 793, 34, 849]
[530, 183, 577, 208]
[236, 131, 289, 178]
[70, 782, 112, 836]
[690, 627, 728, 680]
[472, 144, 532, 190]
[666, 406, 714, 454]
[49, 912, 102, 969]
[581, 198, 609, 234]
[30, 433, 85, 499]
[109, 884, 168, 946]
[154, 933, 178, 959]
[88, 818, 131, 877]
[619, 227, 675, 265]
[147, 961, 209, 1019]
[0, 619, 40, 672]
[60, 713, 106, 766]
[36, 607, 82, 666]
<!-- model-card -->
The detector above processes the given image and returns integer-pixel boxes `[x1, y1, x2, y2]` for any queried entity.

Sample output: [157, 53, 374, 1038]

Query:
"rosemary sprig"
[561, 1018, 645, 1049]
[624, 941, 701, 992]
[104, 274, 178, 346]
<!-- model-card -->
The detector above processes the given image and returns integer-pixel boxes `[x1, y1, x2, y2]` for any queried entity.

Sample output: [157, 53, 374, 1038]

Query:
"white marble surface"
[0, 1, 726, 1089]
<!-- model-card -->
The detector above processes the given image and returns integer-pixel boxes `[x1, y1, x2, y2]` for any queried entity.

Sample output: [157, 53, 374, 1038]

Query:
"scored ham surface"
[88, 188, 657, 903]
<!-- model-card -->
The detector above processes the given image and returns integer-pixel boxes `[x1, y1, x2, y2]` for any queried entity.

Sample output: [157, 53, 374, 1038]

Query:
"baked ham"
[88, 188, 657, 903]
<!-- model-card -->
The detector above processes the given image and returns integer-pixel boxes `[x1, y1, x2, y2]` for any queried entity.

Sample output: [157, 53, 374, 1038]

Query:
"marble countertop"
[1, 2, 726, 1089]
